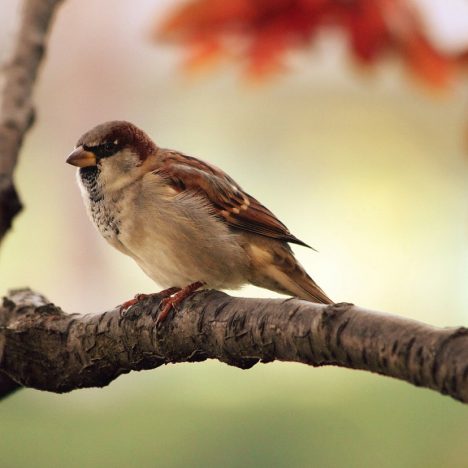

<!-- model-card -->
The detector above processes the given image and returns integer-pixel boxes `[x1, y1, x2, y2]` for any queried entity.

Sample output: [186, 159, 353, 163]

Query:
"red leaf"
[403, 33, 456, 88]
[157, 0, 467, 88]
[345, 1, 389, 63]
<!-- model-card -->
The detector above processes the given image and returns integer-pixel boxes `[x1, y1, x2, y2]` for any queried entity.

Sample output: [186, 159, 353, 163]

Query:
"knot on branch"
[0, 177, 22, 238]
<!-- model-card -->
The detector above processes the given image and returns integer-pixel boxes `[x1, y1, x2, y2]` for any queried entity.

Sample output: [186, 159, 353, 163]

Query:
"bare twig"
[0, 0, 64, 241]
[1, 289, 467, 403]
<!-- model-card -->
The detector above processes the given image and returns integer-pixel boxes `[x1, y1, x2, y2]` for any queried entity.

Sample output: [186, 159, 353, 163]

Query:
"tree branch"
[0, 0, 63, 241]
[1, 289, 467, 403]
[0, 0, 64, 399]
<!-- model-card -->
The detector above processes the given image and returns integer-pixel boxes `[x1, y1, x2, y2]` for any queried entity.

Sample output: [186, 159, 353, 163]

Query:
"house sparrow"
[66, 121, 332, 320]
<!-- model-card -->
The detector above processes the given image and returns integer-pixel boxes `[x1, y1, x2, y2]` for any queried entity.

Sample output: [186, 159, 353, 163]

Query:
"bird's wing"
[153, 150, 312, 248]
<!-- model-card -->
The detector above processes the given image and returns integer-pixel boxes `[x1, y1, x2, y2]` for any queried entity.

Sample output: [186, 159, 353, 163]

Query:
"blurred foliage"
[158, 0, 468, 87]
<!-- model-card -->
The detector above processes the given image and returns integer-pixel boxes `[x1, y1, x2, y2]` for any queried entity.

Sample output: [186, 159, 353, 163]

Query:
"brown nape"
[125, 123, 158, 161]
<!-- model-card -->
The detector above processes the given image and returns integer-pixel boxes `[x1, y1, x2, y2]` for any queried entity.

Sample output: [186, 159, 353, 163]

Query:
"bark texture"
[1, 289, 467, 403]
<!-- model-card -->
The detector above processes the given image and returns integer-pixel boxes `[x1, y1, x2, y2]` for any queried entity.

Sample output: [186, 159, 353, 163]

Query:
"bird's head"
[66, 121, 156, 190]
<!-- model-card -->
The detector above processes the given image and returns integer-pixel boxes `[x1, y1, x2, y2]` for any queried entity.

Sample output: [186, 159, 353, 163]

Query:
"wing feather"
[154, 150, 312, 248]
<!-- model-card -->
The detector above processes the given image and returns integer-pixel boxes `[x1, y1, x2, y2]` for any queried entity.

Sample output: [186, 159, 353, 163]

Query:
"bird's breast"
[89, 198, 122, 241]
[78, 168, 125, 250]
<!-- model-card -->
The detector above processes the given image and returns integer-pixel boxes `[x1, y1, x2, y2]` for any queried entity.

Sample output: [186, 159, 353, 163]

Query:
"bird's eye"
[104, 142, 114, 152]
[94, 141, 118, 159]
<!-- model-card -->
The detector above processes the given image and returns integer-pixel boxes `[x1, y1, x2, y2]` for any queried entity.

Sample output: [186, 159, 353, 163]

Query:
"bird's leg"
[119, 287, 181, 313]
[157, 281, 205, 323]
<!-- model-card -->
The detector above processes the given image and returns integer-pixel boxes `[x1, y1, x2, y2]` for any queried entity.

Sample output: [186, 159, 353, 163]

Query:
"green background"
[2, 364, 468, 468]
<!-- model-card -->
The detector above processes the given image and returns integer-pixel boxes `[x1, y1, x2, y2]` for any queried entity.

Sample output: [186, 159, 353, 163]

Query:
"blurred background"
[1, 0, 468, 466]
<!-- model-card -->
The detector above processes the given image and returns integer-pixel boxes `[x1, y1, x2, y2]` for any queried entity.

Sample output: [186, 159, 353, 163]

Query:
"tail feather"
[247, 240, 333, 304]
[261, 263, 333, 304]
[291, 271, 333, 304]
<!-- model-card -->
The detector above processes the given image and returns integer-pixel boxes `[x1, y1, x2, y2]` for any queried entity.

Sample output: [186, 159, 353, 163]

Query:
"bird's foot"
[119, 287, 181, 313]
[157, 281, 205, 324]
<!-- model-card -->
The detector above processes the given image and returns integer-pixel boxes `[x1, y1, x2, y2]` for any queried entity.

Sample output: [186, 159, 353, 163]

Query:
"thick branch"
[0, 0, 63, 241]
[1, 289, 467, 403]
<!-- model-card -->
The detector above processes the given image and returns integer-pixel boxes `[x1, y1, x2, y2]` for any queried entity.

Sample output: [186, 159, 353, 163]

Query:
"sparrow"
[66, 121, 332, 320]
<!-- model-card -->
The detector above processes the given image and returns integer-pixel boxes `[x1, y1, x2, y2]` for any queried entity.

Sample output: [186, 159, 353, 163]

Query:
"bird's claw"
[119, 287, 181, 314]
[156, 281, 205, 325]
[119, 293, 148, 313]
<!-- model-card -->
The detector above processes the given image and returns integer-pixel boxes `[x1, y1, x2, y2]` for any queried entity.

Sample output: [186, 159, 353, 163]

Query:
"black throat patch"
[79, 166, 102, 202]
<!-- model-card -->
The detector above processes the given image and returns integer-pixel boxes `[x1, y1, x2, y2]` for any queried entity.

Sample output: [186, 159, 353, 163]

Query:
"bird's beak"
[66, 146, 96, 167]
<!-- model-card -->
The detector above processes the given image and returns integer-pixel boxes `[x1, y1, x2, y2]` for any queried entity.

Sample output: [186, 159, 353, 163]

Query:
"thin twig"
[0, 0, 64, 241]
